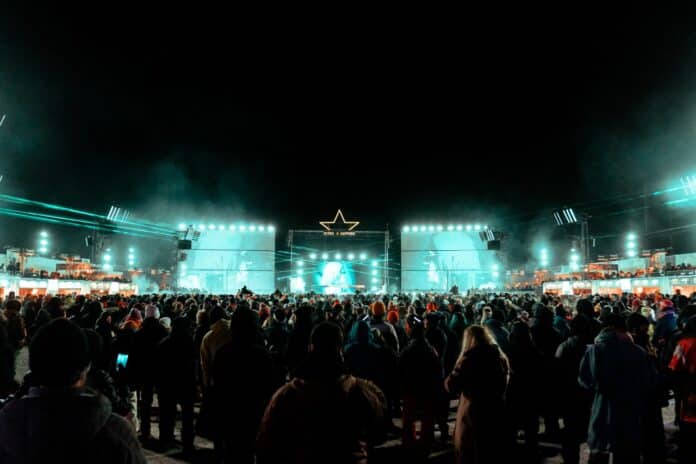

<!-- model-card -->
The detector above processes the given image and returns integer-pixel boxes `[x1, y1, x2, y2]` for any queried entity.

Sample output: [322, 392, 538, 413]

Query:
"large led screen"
[179, 227, 275, 294]
[401, 228, 498, 291]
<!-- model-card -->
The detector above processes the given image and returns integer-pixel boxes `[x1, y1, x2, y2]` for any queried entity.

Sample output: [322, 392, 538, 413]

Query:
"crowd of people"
[0, 287, 693, 463]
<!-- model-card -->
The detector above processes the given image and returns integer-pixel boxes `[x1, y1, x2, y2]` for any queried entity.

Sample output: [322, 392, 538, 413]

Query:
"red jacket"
[669, 335, 696, 424]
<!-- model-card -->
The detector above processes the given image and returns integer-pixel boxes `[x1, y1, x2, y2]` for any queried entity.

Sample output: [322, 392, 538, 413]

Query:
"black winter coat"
[0, 387, 146, 463]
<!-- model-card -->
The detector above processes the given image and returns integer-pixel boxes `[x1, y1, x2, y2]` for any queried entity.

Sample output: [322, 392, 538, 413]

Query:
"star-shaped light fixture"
[320, 209, 360, 231]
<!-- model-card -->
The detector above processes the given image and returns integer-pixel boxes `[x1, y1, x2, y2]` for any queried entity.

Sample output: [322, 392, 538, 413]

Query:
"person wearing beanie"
[653, 299, 678, 360]
[0, 319, 146, 463]
[387, 310, 408, 352]
[579, 311, 658, 464]
[369, 301, 399, 352]
[144, 304, 160, 320]
[129, 303, 168, 442]
[122, 308, 143, 331]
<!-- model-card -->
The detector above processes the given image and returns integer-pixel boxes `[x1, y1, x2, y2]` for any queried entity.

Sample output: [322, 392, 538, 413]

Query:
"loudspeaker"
[486, 240, 501, 250]
[177, 239, 192, 250]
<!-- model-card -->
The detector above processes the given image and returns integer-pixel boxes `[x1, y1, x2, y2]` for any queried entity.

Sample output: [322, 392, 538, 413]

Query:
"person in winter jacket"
[257, 321, 385, 464]
[445, 325, 511, 464]
[0, 318, 146, 463]
[398, 321, 442, 456]
[579, 313, 658, 464]
[669, 315, 696, 464]
[212, 308, 276, 464]
[156, 317, 196, 456]
[555, 315, 594, 464]
[128, 305, 168, 441]
[369, 301, 399, 352]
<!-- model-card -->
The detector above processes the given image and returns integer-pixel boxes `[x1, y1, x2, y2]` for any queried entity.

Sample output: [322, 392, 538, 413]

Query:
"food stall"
[670, 276, 696, 296]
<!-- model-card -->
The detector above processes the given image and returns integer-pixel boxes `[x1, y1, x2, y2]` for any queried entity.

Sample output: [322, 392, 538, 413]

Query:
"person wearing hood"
[579, 313, 658, 464]
[129, 303, 168, 442]
[257, 321, 385, 464]
[369, 300, 399, 352]
[76, 300, 104, 330]
[653, 299, 678, 362]
[0, 318, 146, 463]
[483, 308, 510, 355]
[344, 320, 384, 387]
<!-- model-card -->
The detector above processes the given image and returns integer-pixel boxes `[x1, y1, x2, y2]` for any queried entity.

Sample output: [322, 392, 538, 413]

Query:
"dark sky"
[2, 6, 696, 260]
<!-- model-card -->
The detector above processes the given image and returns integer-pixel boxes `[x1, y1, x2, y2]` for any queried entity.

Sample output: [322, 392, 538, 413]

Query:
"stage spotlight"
[198, 224, 206, 231]
[456, 224, 463, 231]
[297, 269, 303, 275]
[428, 225, 434, 232]
[309, 253, 317, 260]
[625, 233, 638, 258]
[335, 253, 342, 260]
[239, 225, 247, 232]
[553, 207, 578, 226]
[259, 225, 266, 232]
[372, 269, 378, 276]
[569, 248, 580, 271]
[229, 224, 236, 231]
[208, 224, 216, 230]
[372, 260, 379, 267]
[178, 223, 187, 231]
[466, 225, 472, 231]
[39, 239, 48, 246]
[297, 260, 304, 267]
[419, 225, 426, 232]
[249, 225, 257, 232]
[371, 277, 378, 283]
[491, 264, 498, 271]
[403, 226, 410, 233]
[474, 224, 481, 231]
[218, 224, 225, 231]
[447, 225, 454, 231]
[436, 225, 443, 231]
[268, 225, 275, 232]
[347, 253, 355, 260]
[322, 253, 329, 260]
[40, 230, 48, 238]
[359, 253, 367, 260]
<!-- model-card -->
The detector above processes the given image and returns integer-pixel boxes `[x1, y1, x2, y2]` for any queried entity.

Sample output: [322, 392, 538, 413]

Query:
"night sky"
[2, 7, 696, 264]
